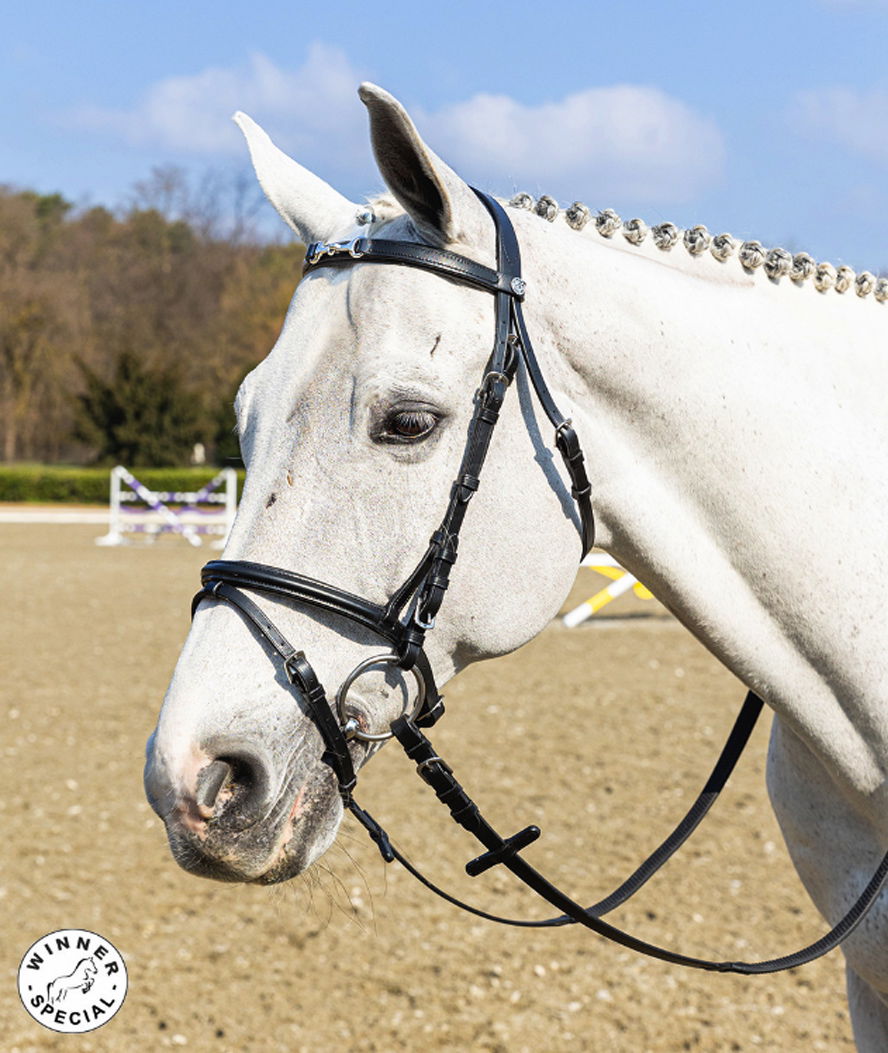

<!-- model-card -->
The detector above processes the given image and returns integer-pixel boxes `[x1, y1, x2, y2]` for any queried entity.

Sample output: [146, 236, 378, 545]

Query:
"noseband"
[193, 190, 888, 975]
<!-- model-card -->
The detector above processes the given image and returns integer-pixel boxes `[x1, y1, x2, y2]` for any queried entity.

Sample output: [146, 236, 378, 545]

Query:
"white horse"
[144, 83, 888, 1048]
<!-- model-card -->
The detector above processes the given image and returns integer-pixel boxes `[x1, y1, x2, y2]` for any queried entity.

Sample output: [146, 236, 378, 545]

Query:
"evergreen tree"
[73, 352, 201, 466]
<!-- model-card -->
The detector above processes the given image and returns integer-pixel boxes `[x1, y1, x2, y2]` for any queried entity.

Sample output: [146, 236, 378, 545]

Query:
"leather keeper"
[428, 530, 458, 562]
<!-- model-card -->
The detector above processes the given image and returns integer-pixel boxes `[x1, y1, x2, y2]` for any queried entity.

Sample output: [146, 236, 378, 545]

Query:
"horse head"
[144, 84, 584, 883]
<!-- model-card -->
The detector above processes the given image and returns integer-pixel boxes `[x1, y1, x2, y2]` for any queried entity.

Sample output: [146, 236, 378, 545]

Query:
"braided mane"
[508, 192, 887, 303]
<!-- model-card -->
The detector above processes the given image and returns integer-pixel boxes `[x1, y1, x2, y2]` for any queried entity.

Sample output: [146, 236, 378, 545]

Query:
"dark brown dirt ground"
[1, 522, 854, 1052]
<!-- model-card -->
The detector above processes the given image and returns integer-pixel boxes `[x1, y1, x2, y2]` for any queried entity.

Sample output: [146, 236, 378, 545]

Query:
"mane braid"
[508, 193, 888, 303]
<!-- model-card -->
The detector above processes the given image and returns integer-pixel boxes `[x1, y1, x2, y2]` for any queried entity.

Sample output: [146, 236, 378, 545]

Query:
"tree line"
[0, 168, 304, 466]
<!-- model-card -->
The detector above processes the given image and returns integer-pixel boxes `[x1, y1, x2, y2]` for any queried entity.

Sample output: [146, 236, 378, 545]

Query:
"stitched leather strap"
[304, 237, 524, 299]
[486, 191, 595, 555]
[196, 580, 357, 796]
[201, 560, 394, 638]
[306, 193, 594, 560]
[196, 569, 445, 730]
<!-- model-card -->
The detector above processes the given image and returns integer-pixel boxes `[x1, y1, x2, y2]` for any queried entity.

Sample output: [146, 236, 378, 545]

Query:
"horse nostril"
[194, 749, 274, 830]
[195, 760, 233, 819]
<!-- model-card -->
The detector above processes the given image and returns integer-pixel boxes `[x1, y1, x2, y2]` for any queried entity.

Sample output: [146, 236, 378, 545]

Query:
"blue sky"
[3, 0, 888, 270]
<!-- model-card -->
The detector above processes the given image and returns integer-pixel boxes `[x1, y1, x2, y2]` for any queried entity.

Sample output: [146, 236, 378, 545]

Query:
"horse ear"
[233, 111, 358, 244]
[358, 83, 490, 251]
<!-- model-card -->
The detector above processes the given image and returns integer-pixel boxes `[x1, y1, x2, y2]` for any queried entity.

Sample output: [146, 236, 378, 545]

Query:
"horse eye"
[384, 409, 439, 442]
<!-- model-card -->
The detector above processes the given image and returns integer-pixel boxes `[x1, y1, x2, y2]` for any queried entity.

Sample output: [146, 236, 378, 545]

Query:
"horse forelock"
[359, 193, 404, 232]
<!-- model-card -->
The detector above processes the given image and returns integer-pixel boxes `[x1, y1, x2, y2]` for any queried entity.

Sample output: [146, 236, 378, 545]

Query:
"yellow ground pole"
[563, 553, 653, 627]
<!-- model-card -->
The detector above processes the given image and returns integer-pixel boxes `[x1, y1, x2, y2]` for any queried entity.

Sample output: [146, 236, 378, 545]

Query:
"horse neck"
[530, 220, 888, 798]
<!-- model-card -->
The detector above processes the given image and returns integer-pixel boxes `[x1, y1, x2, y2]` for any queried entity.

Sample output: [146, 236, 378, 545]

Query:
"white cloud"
[69, 44, 371, 173]
[68, 47, 725, 206]
[790, 86, 888, 164]
[417, 85, 724, 204]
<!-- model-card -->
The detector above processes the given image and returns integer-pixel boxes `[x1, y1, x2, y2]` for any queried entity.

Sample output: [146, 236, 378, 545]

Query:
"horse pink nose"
[144, 736, 277, 835]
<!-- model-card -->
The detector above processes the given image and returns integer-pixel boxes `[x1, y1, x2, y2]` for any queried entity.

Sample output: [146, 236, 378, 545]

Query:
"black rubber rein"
[386, 713, 888, 975]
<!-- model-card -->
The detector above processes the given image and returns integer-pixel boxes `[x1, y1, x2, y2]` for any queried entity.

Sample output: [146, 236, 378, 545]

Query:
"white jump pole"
[562, 571, 640, 627]
[214, 467, 238, 549]
[94, 466, 125, 546]
[562, 551, 654, 627]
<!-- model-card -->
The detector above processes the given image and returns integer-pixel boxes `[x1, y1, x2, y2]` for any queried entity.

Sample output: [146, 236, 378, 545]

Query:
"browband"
[303, 236, 527, 299]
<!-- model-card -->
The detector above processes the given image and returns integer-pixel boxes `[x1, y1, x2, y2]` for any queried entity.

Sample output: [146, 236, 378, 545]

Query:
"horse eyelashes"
[386, 409, 438, 440]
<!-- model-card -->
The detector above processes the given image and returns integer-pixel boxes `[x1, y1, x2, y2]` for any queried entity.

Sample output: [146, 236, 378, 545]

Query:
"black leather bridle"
[193, 190, 888, 974]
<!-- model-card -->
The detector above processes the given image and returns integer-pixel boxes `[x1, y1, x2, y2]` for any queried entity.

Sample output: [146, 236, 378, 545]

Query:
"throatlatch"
[194, 189, 888, 975]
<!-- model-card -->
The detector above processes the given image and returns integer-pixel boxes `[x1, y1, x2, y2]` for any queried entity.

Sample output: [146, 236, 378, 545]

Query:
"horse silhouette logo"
[46, 956, 97, 1004]
[17, 929, 128, 1034]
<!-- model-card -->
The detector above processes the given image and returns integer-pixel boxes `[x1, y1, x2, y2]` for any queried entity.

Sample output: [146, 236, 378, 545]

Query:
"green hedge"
[0, 465, 245, 504]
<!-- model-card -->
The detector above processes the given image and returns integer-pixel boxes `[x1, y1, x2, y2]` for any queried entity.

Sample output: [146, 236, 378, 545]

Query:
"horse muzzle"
[144, 727, 345, 884]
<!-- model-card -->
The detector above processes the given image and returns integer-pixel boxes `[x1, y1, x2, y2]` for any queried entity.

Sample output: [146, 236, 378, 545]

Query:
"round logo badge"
[17, 929, 127, 1033]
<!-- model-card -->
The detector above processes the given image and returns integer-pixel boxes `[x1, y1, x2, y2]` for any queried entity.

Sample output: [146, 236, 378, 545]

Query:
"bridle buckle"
[554, 418, 574, 442]
[480, 369, 511, 397]
[307, 239, 365, 266]
[415, 754, 452, 781]
[283, 649, 307, 687]
[412, 607, 436, 631]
